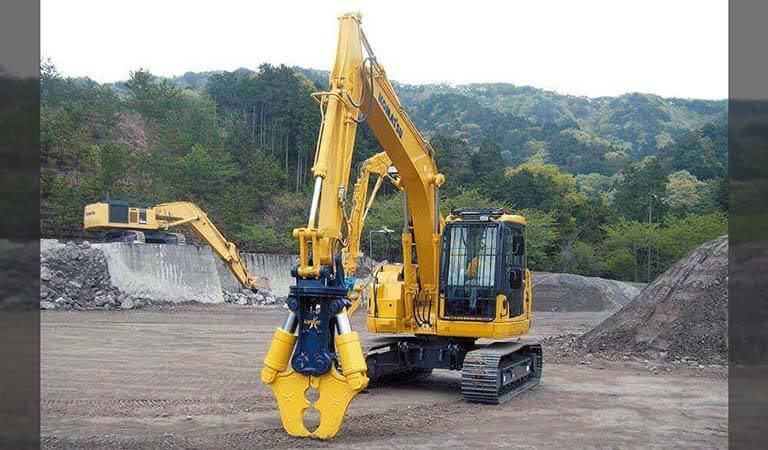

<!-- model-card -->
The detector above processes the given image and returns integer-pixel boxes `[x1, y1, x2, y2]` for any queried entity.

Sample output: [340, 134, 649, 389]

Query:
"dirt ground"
[41, 306, 727, 449]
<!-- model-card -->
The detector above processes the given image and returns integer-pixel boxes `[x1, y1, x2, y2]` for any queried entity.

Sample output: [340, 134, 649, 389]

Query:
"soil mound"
[579, 235, 728, 363]
[532, 272, 641, 312]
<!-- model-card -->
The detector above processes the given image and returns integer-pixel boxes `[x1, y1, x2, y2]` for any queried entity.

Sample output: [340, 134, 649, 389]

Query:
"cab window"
[445, 224, 498, 288]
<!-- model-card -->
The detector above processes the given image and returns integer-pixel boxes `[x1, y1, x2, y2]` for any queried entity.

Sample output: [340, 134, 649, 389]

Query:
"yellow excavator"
[83, 200, 269, 291]
[341, 151, 399, 315]
[261, 12, 541, 439]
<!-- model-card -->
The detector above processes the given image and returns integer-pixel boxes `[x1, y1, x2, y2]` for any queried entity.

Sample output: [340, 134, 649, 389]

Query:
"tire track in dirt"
[41, 400, 478, 449]
[42, 395, 274, 418]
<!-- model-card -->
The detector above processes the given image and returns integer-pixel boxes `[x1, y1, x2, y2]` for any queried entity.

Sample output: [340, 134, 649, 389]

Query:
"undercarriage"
[365, 336, 542, 403]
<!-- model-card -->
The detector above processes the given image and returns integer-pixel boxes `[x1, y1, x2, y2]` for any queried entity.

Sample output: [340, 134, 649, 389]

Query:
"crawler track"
[461, 342, 542, 404]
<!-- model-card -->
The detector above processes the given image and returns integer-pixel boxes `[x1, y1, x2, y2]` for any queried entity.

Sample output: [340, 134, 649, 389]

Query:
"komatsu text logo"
[378, 93, 404, 139]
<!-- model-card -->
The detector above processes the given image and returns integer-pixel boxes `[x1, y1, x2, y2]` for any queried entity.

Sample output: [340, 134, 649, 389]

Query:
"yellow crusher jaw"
[261, 314, 369, 438]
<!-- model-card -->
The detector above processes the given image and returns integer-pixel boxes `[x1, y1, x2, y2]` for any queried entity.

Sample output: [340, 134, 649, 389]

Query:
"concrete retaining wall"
[94, 243, 224, 304]
[216, 253, 296, 297]
[58, 239, 643, 308]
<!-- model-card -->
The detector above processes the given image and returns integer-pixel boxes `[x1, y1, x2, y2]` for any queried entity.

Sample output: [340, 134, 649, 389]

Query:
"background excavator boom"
[342, 151, 398, 276]
[342, 151, 399, 316]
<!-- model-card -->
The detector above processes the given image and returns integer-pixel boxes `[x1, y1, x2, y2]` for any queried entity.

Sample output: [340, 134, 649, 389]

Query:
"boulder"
[40, 301, 56, 310]
[39, 239, 149, 311]
[120, 298, 135, 310]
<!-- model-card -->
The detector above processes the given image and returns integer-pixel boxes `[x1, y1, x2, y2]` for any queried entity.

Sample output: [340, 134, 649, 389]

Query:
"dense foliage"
[41, 61, 727, 282]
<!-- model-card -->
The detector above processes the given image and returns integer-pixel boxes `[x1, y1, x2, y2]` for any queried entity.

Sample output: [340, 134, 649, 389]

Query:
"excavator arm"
[151, 202, 268, 291]
[83, 201, 268, 291]
[261, 12, 443, 439]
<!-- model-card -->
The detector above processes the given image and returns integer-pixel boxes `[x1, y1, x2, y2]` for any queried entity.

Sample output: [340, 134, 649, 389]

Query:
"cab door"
[502, 225, 526, 317]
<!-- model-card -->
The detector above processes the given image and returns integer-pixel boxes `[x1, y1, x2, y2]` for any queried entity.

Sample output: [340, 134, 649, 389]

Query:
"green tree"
[98, 143, 128, 193]
[613, 156, 668, 222]
[552, 191, 609, 272]
[603, 218, 659, 282]
[125, 69, 182, 121]
[161, 144, 239, 203]
[574, 172, 611, 201]
[468, 139, 508, 201]
[234, 224, 293, 253]
[519, 209, 558, 271]
[604, 248, 635, 281]
[662, 124, 726, 180]
[656, 212, 727, 266]
[665, 170, 704, 215]
[503, 161, 575, 210]
[601, 212, 726, 282]
[698, 177, 728, 212]
[431, 134, 472, 196]
[548, 128, 612, 174]
[563, 241, 604, 276]
[441, 188, 508, 215]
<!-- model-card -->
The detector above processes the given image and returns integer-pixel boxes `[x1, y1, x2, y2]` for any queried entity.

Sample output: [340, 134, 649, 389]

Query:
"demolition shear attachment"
[261, 268, 368, 439]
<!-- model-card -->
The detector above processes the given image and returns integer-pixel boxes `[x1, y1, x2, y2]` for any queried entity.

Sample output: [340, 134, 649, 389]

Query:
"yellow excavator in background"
[261, 12, 542, 439]
[342, 151, 399, 315]
[342, 151, 397, 276]
[83, 200, 269, 291]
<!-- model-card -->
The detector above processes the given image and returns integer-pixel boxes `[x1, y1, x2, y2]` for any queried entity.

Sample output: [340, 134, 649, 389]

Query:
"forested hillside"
[41, 61, 727, 282]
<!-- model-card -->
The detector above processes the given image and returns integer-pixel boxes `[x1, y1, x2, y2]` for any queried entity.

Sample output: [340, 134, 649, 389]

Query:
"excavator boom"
[342, 151, 398, 276]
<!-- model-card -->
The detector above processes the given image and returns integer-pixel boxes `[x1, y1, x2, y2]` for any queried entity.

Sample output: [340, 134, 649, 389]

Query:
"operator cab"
[439, 208, 526, 321]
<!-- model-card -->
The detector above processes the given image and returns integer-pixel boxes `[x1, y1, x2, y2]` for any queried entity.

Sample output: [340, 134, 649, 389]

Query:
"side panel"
[366, 264, 408, 333]
[435, 317, 531, 339]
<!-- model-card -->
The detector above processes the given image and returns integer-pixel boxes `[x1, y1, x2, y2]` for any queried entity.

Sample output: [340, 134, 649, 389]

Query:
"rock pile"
[222, 289, 281, 307]
[532, 272, 642, 312]
[40, 241, 150, 310]
[41, 240, 285, 311]
[578, 235, 728, 364]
